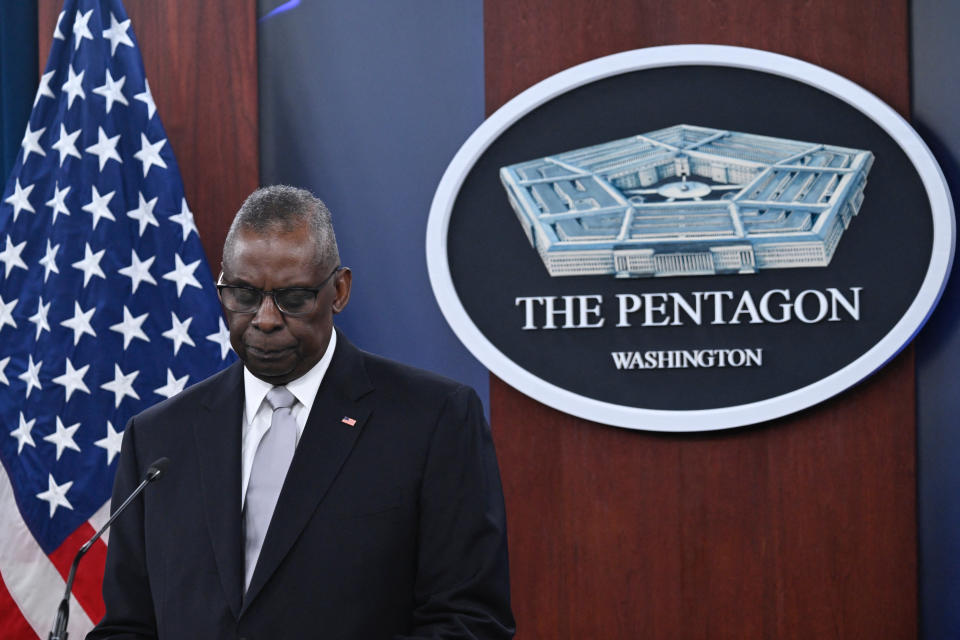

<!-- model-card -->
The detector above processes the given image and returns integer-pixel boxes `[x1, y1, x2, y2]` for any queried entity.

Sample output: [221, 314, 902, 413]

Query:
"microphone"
[48, 457, 170, 640]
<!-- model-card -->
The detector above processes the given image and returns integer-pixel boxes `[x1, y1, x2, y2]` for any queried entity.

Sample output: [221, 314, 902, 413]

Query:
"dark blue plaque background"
[448, 65, 933, 411]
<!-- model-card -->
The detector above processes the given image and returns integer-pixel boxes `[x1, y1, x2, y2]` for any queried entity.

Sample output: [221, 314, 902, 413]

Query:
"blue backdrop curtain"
[0, 1, 38, 183]
[912, 1, 960, 637]
[256, 0, 489, 407]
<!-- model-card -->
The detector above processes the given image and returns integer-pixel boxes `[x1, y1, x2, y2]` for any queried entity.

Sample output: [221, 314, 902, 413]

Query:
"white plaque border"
[426, 45, 955, 431]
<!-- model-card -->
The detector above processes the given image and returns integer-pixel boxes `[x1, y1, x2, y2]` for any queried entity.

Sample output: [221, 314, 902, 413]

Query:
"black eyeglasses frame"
[216, 265, 343, 316]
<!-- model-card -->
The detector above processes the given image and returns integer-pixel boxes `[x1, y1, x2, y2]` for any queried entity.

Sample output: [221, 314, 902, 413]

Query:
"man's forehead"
[224, 228, 323, 276]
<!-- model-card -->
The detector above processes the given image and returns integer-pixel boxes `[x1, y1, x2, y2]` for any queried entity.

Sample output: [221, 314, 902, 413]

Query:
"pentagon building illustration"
[499, 124, 874, 278]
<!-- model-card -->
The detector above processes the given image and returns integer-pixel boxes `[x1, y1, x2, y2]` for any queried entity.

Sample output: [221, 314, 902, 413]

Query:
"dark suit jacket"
[88, 332, 515, 639]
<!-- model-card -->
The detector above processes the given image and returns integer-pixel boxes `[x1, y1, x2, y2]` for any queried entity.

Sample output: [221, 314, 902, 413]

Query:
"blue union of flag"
[0, 1, 235, 636]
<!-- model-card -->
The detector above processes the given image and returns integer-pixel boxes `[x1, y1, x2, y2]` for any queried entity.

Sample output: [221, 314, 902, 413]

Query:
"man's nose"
[251, 293, 284, 331]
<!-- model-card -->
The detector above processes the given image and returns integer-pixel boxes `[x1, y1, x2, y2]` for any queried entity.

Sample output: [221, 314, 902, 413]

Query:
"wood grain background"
[484, 1, 917, 637]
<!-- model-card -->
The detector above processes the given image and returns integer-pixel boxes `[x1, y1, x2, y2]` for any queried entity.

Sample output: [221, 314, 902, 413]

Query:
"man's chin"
[241, 351, 300, 384]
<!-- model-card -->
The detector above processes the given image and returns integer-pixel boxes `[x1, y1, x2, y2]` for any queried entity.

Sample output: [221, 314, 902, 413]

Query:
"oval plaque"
[427, 45, 954, 431]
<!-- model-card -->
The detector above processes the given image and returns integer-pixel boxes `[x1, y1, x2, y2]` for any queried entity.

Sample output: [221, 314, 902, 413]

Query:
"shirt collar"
[242, 329, 338, 419]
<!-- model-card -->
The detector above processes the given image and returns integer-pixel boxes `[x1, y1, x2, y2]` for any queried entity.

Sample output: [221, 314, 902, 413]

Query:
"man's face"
[220, 224, 351, 385]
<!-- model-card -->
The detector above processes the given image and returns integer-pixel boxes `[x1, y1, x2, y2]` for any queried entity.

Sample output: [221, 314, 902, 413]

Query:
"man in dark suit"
[88, 186, 515, 639]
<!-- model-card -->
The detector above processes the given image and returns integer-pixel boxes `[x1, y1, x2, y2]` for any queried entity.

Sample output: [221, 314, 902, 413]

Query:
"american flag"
[0, 1, 236, 637]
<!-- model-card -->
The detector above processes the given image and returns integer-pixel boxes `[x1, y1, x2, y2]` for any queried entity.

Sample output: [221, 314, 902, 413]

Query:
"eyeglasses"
[216, 265, 343, 316]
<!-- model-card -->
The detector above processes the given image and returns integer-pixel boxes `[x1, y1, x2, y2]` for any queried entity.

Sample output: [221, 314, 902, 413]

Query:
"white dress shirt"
[240, 330, 337, 509]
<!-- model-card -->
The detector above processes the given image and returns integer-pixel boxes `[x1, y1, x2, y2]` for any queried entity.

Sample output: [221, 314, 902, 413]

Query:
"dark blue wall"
[257, 0, 488, 404]
[913, 1, 960, 637]
[0, 2, 38, 182]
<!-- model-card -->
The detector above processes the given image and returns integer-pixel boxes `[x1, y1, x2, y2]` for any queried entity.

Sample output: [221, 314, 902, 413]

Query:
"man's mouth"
[245, 344, 295, 359]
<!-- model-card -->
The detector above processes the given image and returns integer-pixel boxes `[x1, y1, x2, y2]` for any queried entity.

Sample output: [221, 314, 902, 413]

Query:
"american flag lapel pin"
[341, 416, 357, 427]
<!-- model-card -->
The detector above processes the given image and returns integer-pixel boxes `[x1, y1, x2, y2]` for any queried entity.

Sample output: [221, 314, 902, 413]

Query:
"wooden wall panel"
[484, 0, 909, 114]
[38, 0, 259, 269]
[485, 1, 916, 637]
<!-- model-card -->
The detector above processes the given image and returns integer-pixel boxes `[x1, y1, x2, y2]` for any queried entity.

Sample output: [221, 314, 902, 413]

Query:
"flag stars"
[169, 198, 198, 241]
[0, 295, 17, 332]
[18, 355, 42, 399]
[0, 235, 28, 278]
[52, 357, 91, 401]
[62, 64, 86, 108]
[127, 192, 159, 236]
[36, 474, 74, 518]
[101, 364, 140, 408]
[21, 124, 46, 163]
[53, 11, 66, 40]
[46, 183, 71, 225]
[162, 312, 195, 355]
[72, 9, 94, 51]
[81, 185, 117, 229]
[2, 10, 237, 531]
[134, 79, 156, 119]
[61, 301, 97, 345]
[94, 421, 124, 465]
[72, 243, 107, 287]
[207, 317, 233, 360]
[93, 70, 129, 113]
[103, 12, 134, 55]
[39, 240, 60, 282]
[10, 412, 37, 454]
[43, 417, 82, 460]
[52, 124, 82, 166]
[110, 305, 150, 349]
[34, 70, 56, 106]
[163, 254, 202, 297]
[118, 249, 157, 293]
[28, 297, 51, 340]
[134, 132, 167, 177]
[85, 126, 122, 171]
[154, 368, 189, 399]
[4, 179, 36, 221]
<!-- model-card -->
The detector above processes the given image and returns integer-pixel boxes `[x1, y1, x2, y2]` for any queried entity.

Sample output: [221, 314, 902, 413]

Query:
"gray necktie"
[244, 386, 297, 590]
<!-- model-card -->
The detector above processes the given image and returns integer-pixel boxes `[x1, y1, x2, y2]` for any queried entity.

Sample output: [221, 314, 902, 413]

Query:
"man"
[89, 186, 515, 639]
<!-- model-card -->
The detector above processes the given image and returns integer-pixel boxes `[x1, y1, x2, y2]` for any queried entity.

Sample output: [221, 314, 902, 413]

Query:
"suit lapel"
[241, 333, 374, 613]
[194, 361, 245, 619]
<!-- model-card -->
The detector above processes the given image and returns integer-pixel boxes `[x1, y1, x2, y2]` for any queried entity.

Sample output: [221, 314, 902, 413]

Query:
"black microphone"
[48, 457, 170, 640]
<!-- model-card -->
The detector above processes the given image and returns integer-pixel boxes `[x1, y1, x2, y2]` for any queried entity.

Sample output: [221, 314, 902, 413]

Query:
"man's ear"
[332, 267, 352, 314]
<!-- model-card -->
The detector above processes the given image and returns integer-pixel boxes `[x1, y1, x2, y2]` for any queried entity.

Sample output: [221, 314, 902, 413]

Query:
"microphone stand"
[48, 458, 168, 640]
